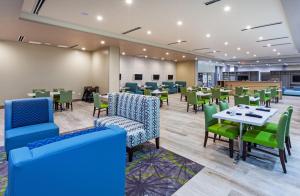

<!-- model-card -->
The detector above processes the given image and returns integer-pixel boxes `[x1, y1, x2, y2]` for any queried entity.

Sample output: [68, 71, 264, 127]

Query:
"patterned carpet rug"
[0, 143, 204, 196]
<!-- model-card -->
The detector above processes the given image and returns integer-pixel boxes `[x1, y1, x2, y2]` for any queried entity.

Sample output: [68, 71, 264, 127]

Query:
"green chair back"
[276, 113, 289, 150]
[144, 89, 151, 96]
[270, 88, 277, 98]
[235, 87, 243, 96]
[234, 95, 250, 106]
[286, 106, 293, 137]
[53, 88, 64, 92]
[180, 87, 187, 95]
[219, 101, 229, 111]
[60, 90, 72, 103]
[35, 91, 50, 97]
[258, 90, 266, 101]
[187, 91, 198, 105]
[212, 88, 221, 99]
[204, 104, 218, 130]
[93, 92, 101, 108]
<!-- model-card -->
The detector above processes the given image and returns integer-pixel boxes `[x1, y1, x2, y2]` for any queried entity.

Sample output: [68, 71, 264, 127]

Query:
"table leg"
[235, 122, 243, 163]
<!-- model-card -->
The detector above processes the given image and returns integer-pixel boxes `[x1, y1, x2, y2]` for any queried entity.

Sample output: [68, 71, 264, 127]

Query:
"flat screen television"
[153, 74, 160, 80]
[292, 75, 300, 83]
[119, 74, 121, 80]
[237, 75, 249, 81]
[168, 75, 174, 80]
[134, 74, 143, 80]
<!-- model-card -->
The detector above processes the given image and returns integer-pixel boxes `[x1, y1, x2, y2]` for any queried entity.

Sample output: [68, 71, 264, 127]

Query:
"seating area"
[1, 1, 300, 195]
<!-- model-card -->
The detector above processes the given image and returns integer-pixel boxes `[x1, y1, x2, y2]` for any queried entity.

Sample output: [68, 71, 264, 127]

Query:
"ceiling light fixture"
[182, 55, 186, 58]
[44, 43, 51, 45]
[100, 40, 105, 45]
[224, 53, 228, 56]
[161, 57, 165, 60]
[267, 43, 271, 47]
[143, 48, 147, 51]
[125, 0, 133, 5]
[177, 40, 182, 43]
[147, 30, 152, 35]
[277, 52, 281, 55]
[144, 55, 148, 58]
[223, 5, 231, 12]
[174, 59, 178, 62]
[166, 52, 169, 55]
[246, 51, 250, 54]
[57, 45, 68, 48]
[122, 52, 126, 55]
[96, 15, 103, 21]
[233, 56, 236, 59]
[273, 49, 277, 52]
[253, 54, 256, 57]
[246, 25, 251, 30]
[195, 57, 198, 60]
[213, 50, 216, 53]
[259, 36, 263, 40]
[29, 41, 41, 45]
[256, 60, 260, 63]
[206, 33, 211, 38]
[81, 47, 86, 51]
[278, 59, 282, 62]
[177, 20, 183, 26]
[224, 41, 229, 46]
[237, 47, 241, 51]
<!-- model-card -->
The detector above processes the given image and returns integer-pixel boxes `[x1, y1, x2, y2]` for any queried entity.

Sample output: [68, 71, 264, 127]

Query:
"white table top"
[151, 90, 167, 95]
[220, 89, 232, 93]
[196, 92, 212, 97]
[120, 87, 130, 90]
[27, 91, 75, 97]
[249, 96, 260, 102]
[99, 94, 108, 99]
[243, 87, 249, 90]
[213, 105, 278, 126]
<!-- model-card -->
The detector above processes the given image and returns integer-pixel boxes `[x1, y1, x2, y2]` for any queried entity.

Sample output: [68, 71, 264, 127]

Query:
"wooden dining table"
[213, 105, 278, 162]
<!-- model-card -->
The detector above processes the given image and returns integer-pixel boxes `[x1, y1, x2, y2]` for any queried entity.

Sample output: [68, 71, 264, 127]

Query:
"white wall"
[91, 48, 109, 93]
[0, 41, 93, 105]
[120, 56, 176, 86]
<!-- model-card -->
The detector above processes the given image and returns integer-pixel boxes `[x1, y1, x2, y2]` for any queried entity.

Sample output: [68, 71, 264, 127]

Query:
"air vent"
[192, 48, 210, 51]
[33, 0, 45, 15]
[18, 35, 24, 42]
[262, 43, 292, 47]
[167, 41, 187, 45]
[122, 27, 142, 35]
[241, 22, 282, 31]
[256, 36, 288, 42]
[204, 0, 221, 6]
[69, 44, 79, 49]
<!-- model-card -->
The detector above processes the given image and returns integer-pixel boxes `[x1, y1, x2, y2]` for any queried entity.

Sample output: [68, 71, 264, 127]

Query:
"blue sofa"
[145, 82, 158, 90]
[95, 93, 160, 161]
[5, 126, 126, 196]
[125, 82, 143, 94]
[283, 86, 300, 96]
[4, 98, 59, 155]
[162, 81, 178, 94]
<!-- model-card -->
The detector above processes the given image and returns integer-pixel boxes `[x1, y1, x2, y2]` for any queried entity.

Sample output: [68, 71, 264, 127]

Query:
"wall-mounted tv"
[153, 74, 160, 80]
[292, 75, 300, 83]
[134, 74, 143, 80]
[168, 75, 174, 80]
[119, 74, 121, 81]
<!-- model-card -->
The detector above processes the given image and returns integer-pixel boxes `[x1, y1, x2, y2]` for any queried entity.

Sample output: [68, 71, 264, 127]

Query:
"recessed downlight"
[278, 59, 282, 62]
[224, 53, 228, 56]
[177, 39, 182, 43]
[195, 57, 198, 60]
[224, 41, 229, 46]
[100, 40, 105, 45]
[232, 56, 236, 59]
[57, 45, 68, 48]
[96, 15, 103, 21]
[144, 55, 148, 58]
[267, 44, 271, 47]
[166, 52, 169, 55]
[256, 60, 260, 63]
[206, 33, 211, 38]
[174, 59, 178, 62]
[161, 57, 165, 60]
[177, 20, 183, 26]
[147, 30, 152, 35]
[223, 5, 231, 12]
[237, 47, 241, 51]
[253, 54, 256, 57]
[273, 48, 277, 52]
[246, 51, 250, 54]
[121, 52, 126, 55]
[29, 41, 42, 45]
[213, 50, 216, 53]
[81, 47, 86, 51]
[125, 0, 133, 5]
[277, 52, 281, 55]
[259, 36, 263, 40]
[246, 25, 251, 30]
[142, 48, 147, 51]
[44, 43, 51, 45]
[182, 55, 186, 58]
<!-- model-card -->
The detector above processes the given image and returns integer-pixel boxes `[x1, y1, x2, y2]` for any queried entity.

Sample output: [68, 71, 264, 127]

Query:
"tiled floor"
[0, 94, 300, 196]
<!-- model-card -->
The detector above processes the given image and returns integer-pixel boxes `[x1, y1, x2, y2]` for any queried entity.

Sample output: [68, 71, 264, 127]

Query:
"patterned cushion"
[27, 127, 106, 150]
[11, 99, 49, 128]
[95, 116, 144, 132]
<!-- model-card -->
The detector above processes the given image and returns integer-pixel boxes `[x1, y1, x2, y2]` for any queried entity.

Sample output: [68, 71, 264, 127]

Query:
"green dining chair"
[93, 93, 108, 118]
[211, 88, 227, 104]
[57, 90, 73, 111]
[35, 91, 50, 97]
[242, 113, 289, 173]
[270, 88, 279, 103]
[235, 87, 243, 96]
[160, 90, 169, 106]
[258, 90, 271, 107]
[180, 87, 187, 101]
[234, 95, 250, 106]
[144, 89, 152, 96]
[203, 104, 239, 158]
[53, 88, 65, 92]
[187, 91, 205, 113]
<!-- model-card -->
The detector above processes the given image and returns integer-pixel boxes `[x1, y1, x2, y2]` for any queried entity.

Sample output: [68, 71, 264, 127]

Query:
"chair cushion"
[5, 123, 59, 153]
[11, 99, 49, 128]
[259, 122, 277, 133]
[96, 116, 144, 132]
[242, 130, 277, 148]
[208, 123, 239, 139]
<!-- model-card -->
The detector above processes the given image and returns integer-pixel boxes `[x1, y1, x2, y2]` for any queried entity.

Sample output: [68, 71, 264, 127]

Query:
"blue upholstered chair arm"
[144, 96, 160, 139]
[6, 126, 127, 196]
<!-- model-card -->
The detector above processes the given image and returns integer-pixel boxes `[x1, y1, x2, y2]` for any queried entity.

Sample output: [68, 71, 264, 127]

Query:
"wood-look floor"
[0, 94, 300, 196]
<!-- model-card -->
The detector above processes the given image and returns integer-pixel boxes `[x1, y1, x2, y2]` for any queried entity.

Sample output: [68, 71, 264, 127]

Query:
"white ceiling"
[21, 0, 299, 61]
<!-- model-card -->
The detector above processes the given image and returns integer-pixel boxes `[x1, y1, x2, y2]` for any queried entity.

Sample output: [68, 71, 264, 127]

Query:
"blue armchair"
[145, 82, 158, 90]
[162, 81, 178, 94]
[125, 82, 143, 94]
[4, 98, 59, 155]
[5, 126, 127, 196]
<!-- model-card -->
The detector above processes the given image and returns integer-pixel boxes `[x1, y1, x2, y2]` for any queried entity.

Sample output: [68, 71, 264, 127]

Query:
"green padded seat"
[243, 130, 277, 148]
[208, 124, 239, 139]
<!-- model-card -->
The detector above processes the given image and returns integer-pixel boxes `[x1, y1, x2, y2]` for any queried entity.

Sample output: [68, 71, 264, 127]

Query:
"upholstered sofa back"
[107, 93, 160, 133]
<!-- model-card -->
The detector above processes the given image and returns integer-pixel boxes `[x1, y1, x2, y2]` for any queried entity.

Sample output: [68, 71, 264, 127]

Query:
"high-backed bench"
[95, 93, 160, 161]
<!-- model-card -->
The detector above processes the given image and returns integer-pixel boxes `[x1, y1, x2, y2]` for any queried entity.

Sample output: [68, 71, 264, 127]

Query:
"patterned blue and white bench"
[95, 93, 160, 161]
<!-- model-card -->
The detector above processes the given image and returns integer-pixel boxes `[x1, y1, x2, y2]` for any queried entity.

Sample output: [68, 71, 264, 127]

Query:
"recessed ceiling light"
[195, 57, 198, 60]
[147, 30, 152, 35]
[223, 5, 231, 12]
[277, 52, 281, 55]
[237, 47, 241, 51]
[100, 40, 105, 45]
[177, 20, 183, 26]
[246, 25, 251, 30]
[206, 33, 211, 38]
[256, 60, 260, 63]
[174, 59, 178, 62]
[246, 51, 250, 54]
[182, 55, 186, 58]
[177, 39, 182, 43]
[213, 50, 216, 53]
[121, 52, 126, 55]
[29, 41, 42, 45]
[166, 52, 169, 55]
[267, 44, 271, 47]
[144, 55, 148, 58]
[224, 41, 229, 46]
[125, 0, 133, 5]
[273, 49, 277, 52]
[57, 45, 68, 48]
[259, 36, 263, 40]
[253, 54, 256, 57]
[44, 43, 51, 45]
[81, 47, 86, 51]
[143, 48, 147, 51]
[96, 15, 103, 21]
[224, 53, 228, 56]
[161, 57, 165, 60]
[278, 59, 282, 62]
[233, 56, 236, 59]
